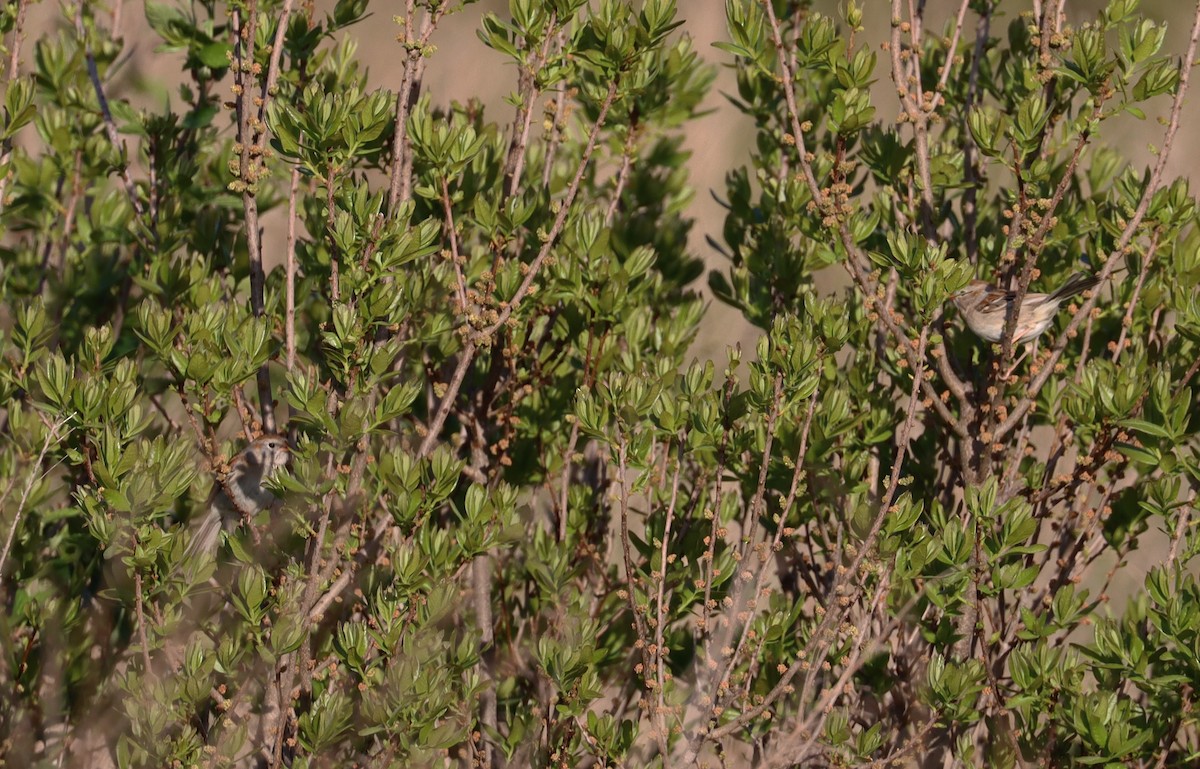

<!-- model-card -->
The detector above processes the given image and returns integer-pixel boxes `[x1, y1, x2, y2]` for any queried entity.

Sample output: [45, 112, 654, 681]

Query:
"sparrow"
[952, 272, 1100, 344]
[184, 435, 291, 561]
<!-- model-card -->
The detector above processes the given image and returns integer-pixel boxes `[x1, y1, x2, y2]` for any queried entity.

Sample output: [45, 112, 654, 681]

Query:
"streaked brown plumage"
[184, 435, 291, 560]
[952, 272, 1100, 344]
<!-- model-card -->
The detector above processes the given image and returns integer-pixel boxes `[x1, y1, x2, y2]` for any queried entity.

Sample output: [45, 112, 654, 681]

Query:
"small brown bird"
[952, 272, 1100, 344]
[184, 435, 291, 560]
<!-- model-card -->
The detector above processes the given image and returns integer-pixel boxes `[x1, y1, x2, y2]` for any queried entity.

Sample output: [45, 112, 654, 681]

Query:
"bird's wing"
[977, 288, 1015, 311]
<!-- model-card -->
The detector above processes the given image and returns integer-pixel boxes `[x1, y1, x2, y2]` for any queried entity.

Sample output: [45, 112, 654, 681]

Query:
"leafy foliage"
[0, 0, 1198, 767]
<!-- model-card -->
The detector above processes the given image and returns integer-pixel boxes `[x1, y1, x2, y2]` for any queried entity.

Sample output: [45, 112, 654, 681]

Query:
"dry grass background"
[13, 0, 1199, 604]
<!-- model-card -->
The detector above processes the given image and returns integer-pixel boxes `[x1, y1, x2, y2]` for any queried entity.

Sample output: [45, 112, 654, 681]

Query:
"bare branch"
[285, 167, 300, 371]
[502, 14, 559, 200]
[132, 571, 153, 675]
[931, 0, 973, 111]
[614, 441, 668, 757]
[1166, 490, 1195, 567]
[439, 176, 469, 311]
[416, 340, 477, 460]
[387, 2, 445, 213]
[231, 3, 277, 433]
[261, 0, 295, 109]
[1112, 234, 1159, 365]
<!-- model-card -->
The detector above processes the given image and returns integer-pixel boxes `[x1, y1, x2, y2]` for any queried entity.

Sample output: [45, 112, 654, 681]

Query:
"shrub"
[1, 0, 1198, 767]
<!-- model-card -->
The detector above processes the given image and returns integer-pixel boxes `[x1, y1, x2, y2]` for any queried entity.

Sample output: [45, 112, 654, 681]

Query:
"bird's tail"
[182, 508, 223, 563]
[1050, 272, 1101, 301]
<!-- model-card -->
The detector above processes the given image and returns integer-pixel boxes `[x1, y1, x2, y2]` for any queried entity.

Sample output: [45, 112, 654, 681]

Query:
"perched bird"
[184, 435, 291, 561]
[953, 271, 1100, 343]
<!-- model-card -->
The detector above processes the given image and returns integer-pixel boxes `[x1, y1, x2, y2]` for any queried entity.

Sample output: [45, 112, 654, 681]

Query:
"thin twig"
[698, 375, 736, 655]
[387, 1, 445, 212]
[416, 340, 477, 460]
[711, 384, 821, 732]
[439, 176, 469, 310]
[784, 574, 894, 766]
[53, 149, 85, 283]
[148, 392, 183, 432]
[557, 421, 581, 541]
[0, 0, 31, 215]
[325, 165, 340, 304]
[614, 441, 669, 758]
[1166, 491, 1195, 566]
[285, 167, 300, 370]
[5, 0, 27, 77]
[133, 571, 153, 674]
[1112, 236, 1158, 365]
[0, 416, 69, 579]
[474, 553, 497, 767]
[542, 80, 568, 189]
[388, 0, 419, 212]
[604, 122, 637, 226]
[930, 0, 973, 111]
[75, 8, 147, 222]
[314, 73, 624, 649]
[502, 13, 558, 200]
[890, 0, 935, 236]
[654, 444, 684, 729]
[707, 328, 930, 744]
[698, 376, 786, 722]
[961, 4, 991, 264]
[863, 716, 939, 768]
[298, 493, 336, 693]
[262, 0, 295, 105]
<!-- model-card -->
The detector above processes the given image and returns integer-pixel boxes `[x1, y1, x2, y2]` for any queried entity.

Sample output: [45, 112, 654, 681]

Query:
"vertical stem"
[233, 2, 276, 433]
[1112, 237, 1158, 365]
[133, 571, 153, 674]
[439, 176, 468, 310]
[262, 0, 295, 105]
[501, 14, 557, 201]
[542, 78, 568, 188]
[654, 445, 683, 733]
[76, 7, 146, 224]
[326, 168, 340, 304]
[5, 0, 28, 77]
[286, 167, 300, 371]
[387, 0, 442, 213]
[0, 0, 29, 215]
[474, 556, 496, 767]
[1165, 491, 1195, 567]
